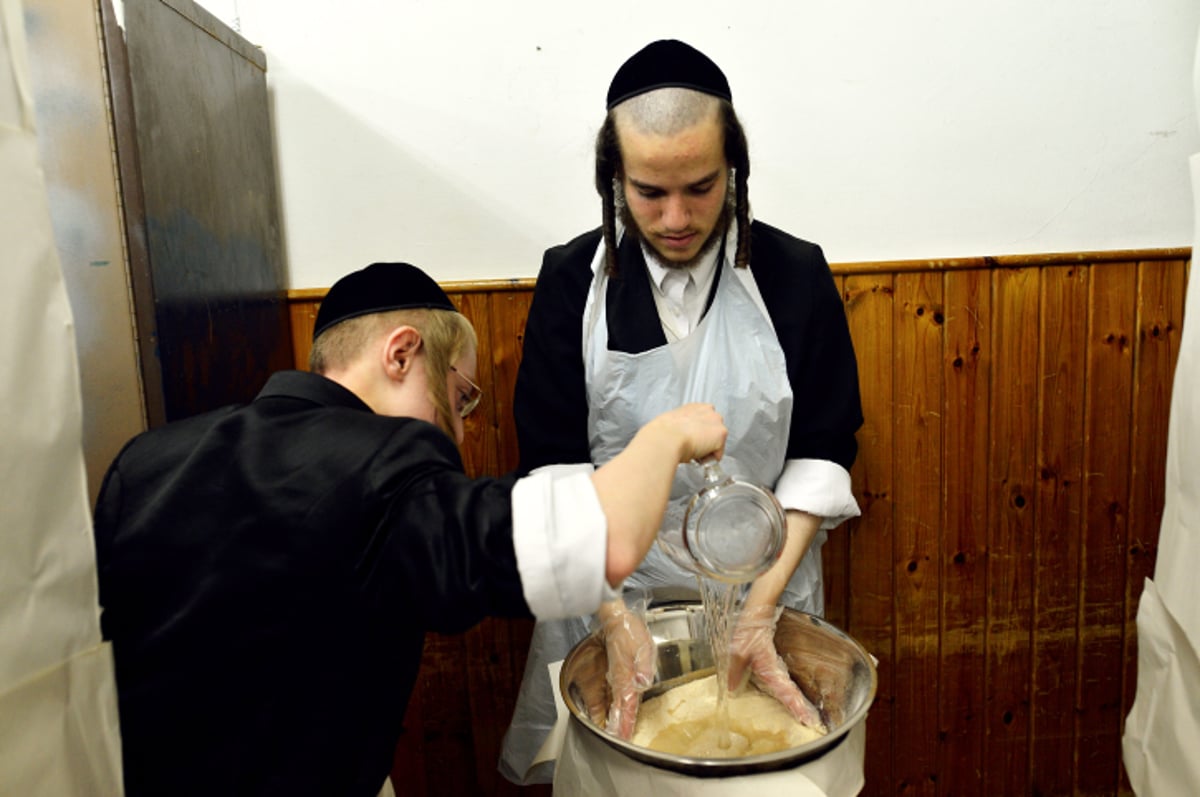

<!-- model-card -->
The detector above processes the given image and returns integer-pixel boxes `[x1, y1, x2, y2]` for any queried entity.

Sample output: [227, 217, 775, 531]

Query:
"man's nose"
[661, 194, 690, 230]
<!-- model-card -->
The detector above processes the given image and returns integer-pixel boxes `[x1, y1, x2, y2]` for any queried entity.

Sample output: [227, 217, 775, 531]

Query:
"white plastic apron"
[499, 231, 826, 784]
[583, 238, 801, 592]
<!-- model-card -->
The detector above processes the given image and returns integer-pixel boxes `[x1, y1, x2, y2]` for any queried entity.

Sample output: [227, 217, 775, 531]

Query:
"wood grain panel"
[842, 272, 896, 794]
[281, 249, 1188, 797]
[938, 268, 990, 796]
[1078, 262, 1138, 794]
[464, 619, 536, 797]
[1120, 259, 1187, 792]
[392, 684, 428, 795]
[408, 631, 477, 795]
[892, 272, 944, 796]
[1030, 264, 1088, 795]
[984, 267, 1039, 796]
[289, 299, 318, 369]
[489, 291, 533, 474]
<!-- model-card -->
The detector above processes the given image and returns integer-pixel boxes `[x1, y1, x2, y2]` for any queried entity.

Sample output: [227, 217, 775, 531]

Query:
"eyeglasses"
[449, 366, 484, 418]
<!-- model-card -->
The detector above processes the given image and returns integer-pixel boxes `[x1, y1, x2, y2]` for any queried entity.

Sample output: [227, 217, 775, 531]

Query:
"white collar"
[641, 238, 721, 294]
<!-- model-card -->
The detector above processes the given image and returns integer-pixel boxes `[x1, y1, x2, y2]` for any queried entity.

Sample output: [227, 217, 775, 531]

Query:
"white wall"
[199, 0, 1199, 287]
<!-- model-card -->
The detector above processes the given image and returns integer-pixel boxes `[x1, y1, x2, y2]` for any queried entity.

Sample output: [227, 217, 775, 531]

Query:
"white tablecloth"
[553, 716, 865, 797]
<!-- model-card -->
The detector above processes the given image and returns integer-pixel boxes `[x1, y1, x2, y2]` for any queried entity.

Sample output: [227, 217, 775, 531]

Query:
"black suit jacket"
[93, 370, 527, 797]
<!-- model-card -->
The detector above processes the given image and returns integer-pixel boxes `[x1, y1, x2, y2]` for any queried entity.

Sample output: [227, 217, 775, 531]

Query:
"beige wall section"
[0, 0, 124, 789]
[24, 0, 145, 506]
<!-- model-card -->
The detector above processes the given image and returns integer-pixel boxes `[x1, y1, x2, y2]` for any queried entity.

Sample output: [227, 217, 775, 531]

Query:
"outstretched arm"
[591, 402, 727, 588]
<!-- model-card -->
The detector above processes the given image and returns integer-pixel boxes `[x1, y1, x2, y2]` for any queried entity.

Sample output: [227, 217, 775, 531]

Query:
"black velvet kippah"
[606, 39, 732, 110]
[313, 262, 457, 341]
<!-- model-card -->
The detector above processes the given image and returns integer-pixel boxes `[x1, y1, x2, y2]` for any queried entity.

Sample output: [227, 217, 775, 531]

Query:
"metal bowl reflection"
[559, 593, 877, 777]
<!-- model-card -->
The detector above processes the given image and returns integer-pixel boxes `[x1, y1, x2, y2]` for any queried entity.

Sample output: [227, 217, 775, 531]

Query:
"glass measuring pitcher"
[669, 458, 787, 583]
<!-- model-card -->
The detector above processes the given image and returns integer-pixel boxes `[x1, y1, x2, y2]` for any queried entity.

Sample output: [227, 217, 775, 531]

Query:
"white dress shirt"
[511, 465, 618, 620]
[642, 241, 720, 342]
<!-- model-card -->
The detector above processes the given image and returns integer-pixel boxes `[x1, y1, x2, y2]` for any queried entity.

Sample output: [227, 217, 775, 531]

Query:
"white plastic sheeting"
[0, 0, 123, 791]
[1122, 24, 1200, 797]
[554, 717, 865, 797]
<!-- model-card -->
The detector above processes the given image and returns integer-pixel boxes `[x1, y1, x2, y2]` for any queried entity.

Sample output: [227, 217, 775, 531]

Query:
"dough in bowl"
[631, 674, 825, 758]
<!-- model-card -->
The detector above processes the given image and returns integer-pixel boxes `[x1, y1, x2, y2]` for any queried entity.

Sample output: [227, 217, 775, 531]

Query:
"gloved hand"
[728, 604, 826, 731]
[599, 599, 656, 739]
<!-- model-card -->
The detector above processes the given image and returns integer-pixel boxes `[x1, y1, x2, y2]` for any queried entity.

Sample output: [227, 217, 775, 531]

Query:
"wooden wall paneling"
[407, 632, 478, 795]
[842, 273, 896, 793]
[392, 692, 429, 795]
[938, 268, 991, 796]
[823, 275, 852, 631]
[288, 297, 319, 370]
[891, 272, 944, 795]
[449, 292, 498, 478]
[1030, 264, 1089, 795]
[464, 616, 530, 797]
[489, 291, 534, 474]
[1120, 259, 1187, 785]
[1078, 261, 1138, 794]
[984, 266, 1039, 795]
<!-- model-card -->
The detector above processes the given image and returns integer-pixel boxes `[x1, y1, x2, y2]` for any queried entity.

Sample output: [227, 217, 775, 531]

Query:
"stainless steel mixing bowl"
[559, 592, 877, 777]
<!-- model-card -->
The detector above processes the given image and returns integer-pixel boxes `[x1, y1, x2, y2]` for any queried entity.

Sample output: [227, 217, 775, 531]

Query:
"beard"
[617, 189, 736, 271]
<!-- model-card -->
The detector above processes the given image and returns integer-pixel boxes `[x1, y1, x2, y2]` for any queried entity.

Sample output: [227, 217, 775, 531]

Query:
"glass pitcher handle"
[692, 455, 725, 486]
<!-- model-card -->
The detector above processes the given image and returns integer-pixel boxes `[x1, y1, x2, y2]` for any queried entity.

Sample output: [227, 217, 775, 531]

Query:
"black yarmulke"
[313, 262, 457, 341]
[606, 39, 732, 110]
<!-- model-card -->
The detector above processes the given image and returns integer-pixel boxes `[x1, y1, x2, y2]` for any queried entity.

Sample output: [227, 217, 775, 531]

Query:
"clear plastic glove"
[599, 599, 656, 739]
[728, 604, 826, 731]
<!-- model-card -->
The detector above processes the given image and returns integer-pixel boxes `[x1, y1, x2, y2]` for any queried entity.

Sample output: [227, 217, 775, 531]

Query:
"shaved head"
[612, 87, 722, 138]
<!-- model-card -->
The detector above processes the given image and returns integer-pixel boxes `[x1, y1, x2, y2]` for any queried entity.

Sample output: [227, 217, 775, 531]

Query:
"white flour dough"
[631, 674, 825, 758]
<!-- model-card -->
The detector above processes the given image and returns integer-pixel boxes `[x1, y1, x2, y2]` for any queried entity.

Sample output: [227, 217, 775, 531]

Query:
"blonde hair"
[309, 307, 477, 436]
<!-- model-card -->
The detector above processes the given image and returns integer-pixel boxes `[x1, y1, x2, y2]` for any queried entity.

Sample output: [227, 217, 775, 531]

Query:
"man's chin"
[647, 232, 723, 269]
[651, 244, 702, 266]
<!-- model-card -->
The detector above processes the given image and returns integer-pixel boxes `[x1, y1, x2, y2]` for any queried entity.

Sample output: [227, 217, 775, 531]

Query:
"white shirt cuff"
[774, 459, 861, 529]
[511, 464, 616, 619]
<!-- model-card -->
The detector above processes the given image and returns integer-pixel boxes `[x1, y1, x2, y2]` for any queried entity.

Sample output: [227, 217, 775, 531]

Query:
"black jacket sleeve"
[751, 224, 863, 471]
[364, 422, 529, 633]
[511, 230, 602, 475]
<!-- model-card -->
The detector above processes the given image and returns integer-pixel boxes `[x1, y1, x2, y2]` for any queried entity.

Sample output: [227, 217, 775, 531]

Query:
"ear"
[382, 325, 422, 381]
